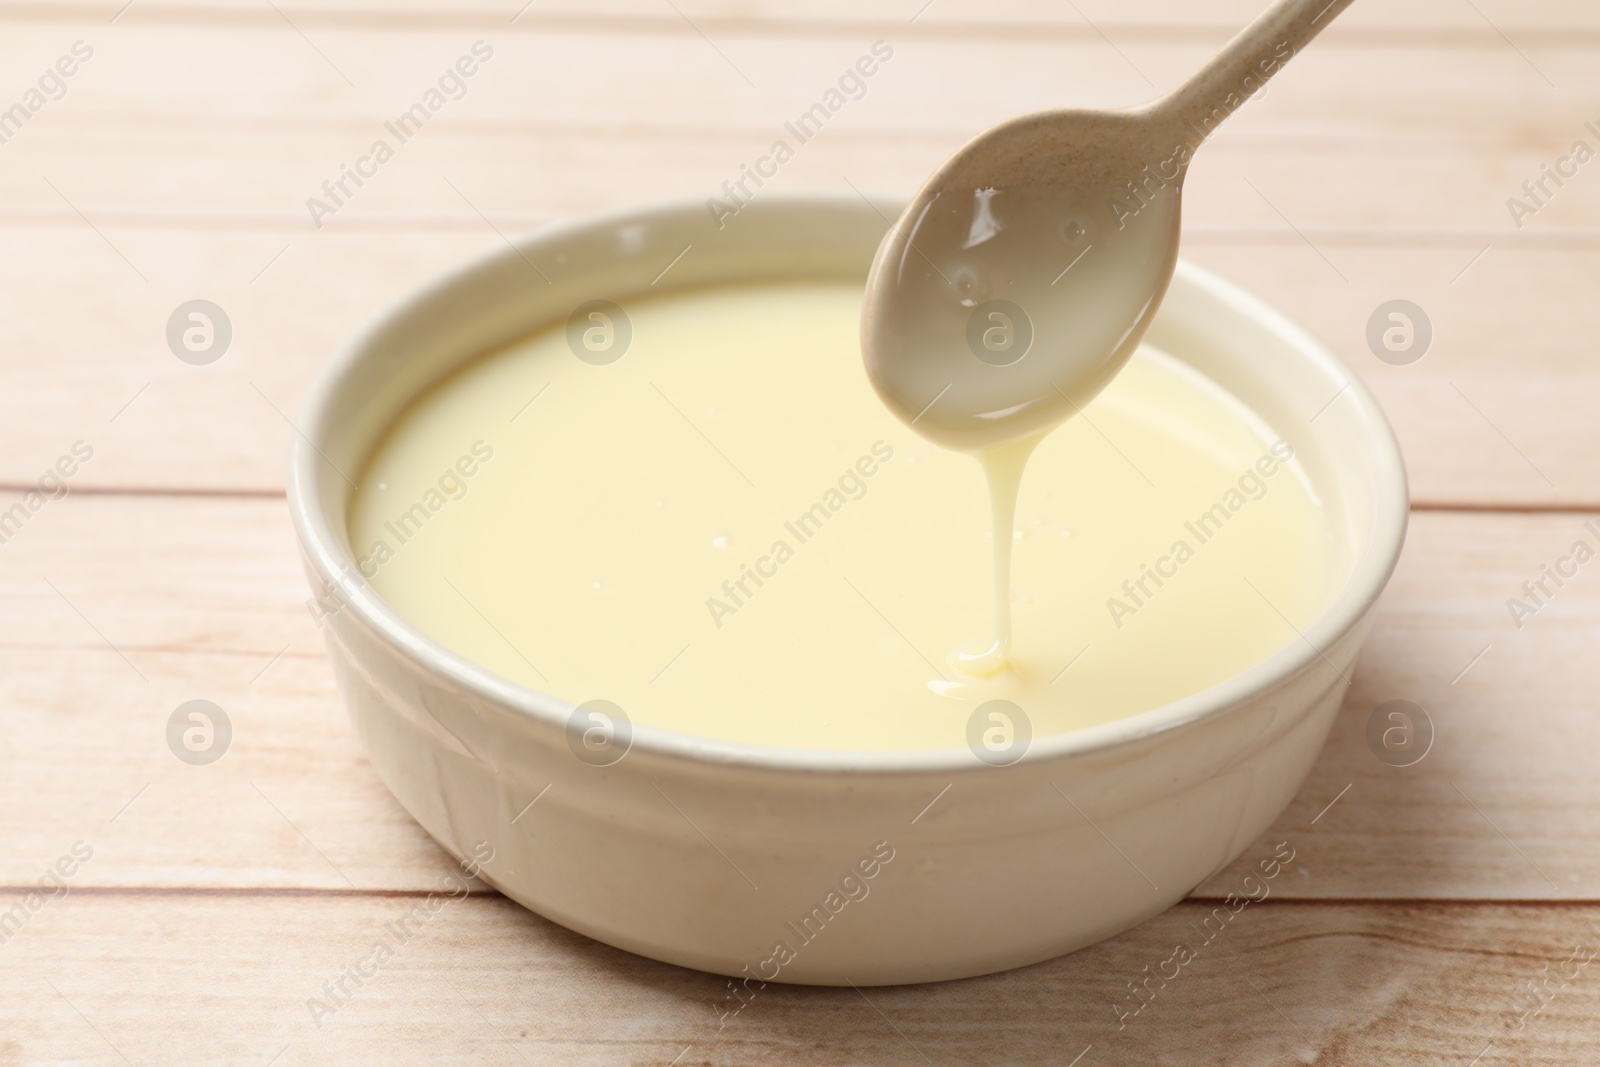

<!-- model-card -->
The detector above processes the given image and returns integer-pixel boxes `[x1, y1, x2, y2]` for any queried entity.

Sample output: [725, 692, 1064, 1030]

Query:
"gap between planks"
[5, 885, 1600, 907]
[10, 216, 1600, 250]
[0, 884, 500, 900]
[10, 213, 1600, 247]
[0, 483, 287, 499]
[19, 487, 1599, 517]
[3, 4, 1598, 48]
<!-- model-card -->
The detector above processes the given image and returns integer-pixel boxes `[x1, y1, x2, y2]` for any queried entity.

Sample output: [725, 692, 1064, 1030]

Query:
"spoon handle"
[1149, 0, 1356, 144]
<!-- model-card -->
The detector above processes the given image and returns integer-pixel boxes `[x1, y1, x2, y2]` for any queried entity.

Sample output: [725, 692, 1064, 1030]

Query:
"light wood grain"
[0, 19, 1594, 502]
[3, 0, 1598, 1059]
[3, 235, 1596, 501]
[0, 229, 1596, 506]
[0, 497, 1595, 900]
[6, 109, 1597, 232]
[2, 892, 1597, 1065]
[11, 0, 1600, 34]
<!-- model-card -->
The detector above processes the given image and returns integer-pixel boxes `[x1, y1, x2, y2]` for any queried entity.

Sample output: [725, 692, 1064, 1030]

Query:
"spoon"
[861, 0, 1354, 677]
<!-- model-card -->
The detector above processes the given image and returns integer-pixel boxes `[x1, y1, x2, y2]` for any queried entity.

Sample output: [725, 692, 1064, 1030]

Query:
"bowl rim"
[287, 192, 1410, 775]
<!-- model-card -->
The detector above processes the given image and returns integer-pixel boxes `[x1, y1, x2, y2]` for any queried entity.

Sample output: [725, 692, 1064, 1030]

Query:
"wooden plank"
[0, 893, 1596, 1064]
[0, 495, 1595, 899]
[0, 21, 1593, 500]
[0, 0, 1592, 1054]
[0, 228, 1595, 504]
[8, 0, 1600, 35]
[1201, 505, 1600, 900]
[4, 109, 1597, 233]
[0, 228, 490, 495]
[0, 495, 465, 889]
[1185, 243, 1594, 509]
[0, 20, 1591, 176]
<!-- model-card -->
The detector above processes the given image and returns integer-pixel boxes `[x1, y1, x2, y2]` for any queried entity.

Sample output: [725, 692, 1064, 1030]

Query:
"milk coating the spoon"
[863, 0, 1354, 675]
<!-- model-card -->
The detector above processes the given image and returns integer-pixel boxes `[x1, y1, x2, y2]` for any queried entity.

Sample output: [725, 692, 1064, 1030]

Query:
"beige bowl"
[287, 194, 1407, 986]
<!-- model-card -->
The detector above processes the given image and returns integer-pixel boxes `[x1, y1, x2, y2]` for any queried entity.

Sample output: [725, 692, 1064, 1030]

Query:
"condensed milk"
[348, 280, 1335, 751]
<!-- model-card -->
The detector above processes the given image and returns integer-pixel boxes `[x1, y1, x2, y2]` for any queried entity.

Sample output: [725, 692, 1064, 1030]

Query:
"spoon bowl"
[862, 0, 1355, 452]
[861, 107, 1185, 452]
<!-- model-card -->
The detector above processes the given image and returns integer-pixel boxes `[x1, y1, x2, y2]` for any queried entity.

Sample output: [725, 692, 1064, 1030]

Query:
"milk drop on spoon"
[862, 0, 1353, 678]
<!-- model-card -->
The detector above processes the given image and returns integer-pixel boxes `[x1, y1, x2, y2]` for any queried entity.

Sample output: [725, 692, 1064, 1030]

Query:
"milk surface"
[349, 282, 1336, 750]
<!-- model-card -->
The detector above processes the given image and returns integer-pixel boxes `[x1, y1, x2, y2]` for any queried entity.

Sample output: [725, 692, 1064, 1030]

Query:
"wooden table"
[2, 1, 1597, 1062]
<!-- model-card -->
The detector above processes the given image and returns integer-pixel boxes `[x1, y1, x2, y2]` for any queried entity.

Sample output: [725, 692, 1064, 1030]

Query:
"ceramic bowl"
[287, 194, 1407, 986]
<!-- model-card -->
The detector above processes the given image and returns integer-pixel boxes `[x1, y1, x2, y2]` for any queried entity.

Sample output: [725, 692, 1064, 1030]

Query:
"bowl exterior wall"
[290, 195, 1405, 986]
[315, 551, 1368, 985]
